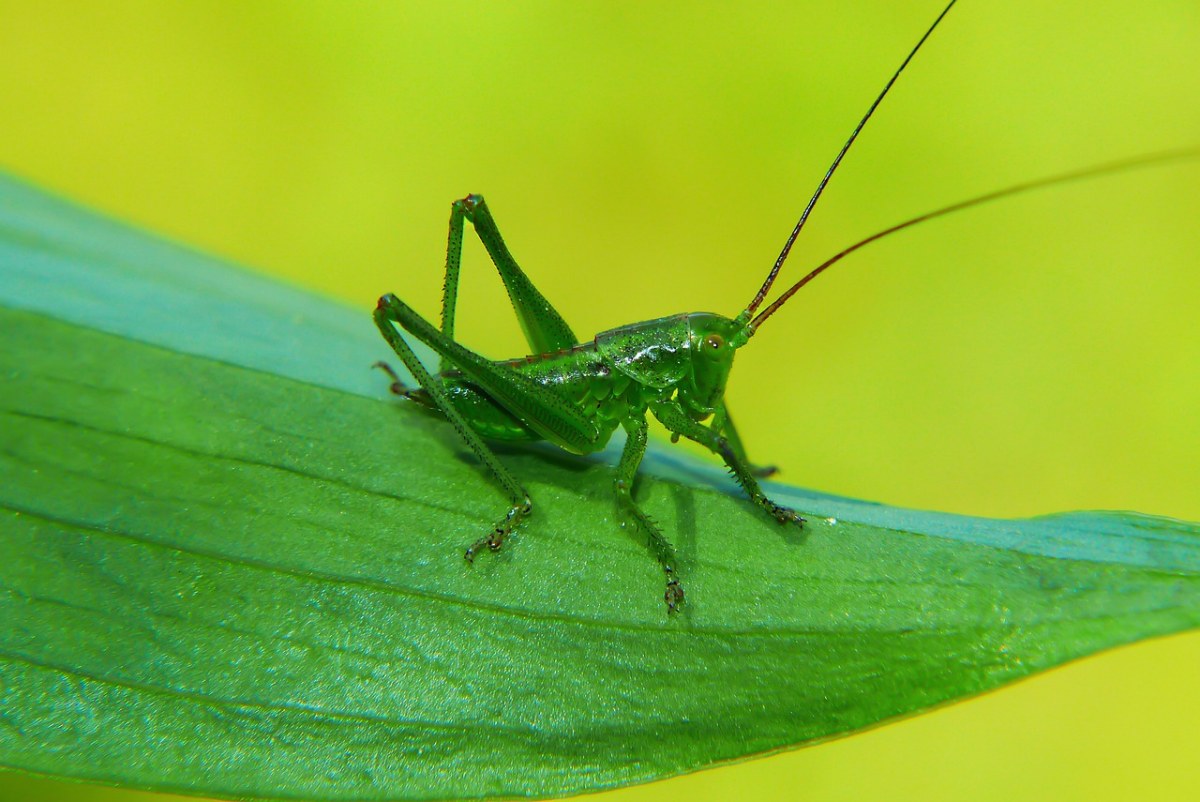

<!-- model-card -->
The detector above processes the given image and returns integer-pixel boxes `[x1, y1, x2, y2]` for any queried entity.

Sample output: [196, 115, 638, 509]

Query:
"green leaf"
[2, 171, 1200, 801]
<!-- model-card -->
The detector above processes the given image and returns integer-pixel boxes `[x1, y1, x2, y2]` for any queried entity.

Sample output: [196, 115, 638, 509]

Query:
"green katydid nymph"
[374, 0, 1194, 613]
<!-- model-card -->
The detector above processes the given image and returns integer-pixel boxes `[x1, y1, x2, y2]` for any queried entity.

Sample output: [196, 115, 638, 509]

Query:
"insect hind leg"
[442, 194, 578, 364]
[374, 294, 533, 557]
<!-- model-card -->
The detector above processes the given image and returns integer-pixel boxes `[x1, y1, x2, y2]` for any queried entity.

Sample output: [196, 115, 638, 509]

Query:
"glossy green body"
[418, 312, 744, 454]
[374, 195, 798, 612]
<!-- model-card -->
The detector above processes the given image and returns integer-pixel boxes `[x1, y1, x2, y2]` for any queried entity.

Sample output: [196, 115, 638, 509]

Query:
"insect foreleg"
[710, 402, 778, 479]
[651, 399, 805, 529]
[615, 415, 684, 613]
[373, 296, 531, 558]
[441, 195, 578, 362]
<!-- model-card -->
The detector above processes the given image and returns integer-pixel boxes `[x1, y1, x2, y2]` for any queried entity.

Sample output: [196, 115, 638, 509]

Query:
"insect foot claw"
[464, 530, 506, 563]
[665, 579, 685, 614]
[766, 500, 805, 527]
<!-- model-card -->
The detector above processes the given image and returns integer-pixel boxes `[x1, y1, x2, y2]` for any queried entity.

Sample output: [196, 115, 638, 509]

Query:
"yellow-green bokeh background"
[2, 2, 1198, 800]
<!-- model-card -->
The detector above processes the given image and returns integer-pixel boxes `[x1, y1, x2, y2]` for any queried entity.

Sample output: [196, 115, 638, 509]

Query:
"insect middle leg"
[615, 415, 684, 613]
[651, 399, 805, 528]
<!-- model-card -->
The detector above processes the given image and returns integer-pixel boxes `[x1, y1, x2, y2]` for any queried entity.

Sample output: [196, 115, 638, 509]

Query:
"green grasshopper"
[374, 0, 1193, 612]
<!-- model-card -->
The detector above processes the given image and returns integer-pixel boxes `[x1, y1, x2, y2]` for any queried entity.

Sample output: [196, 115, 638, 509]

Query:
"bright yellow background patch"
[2, 2, 1198, 800]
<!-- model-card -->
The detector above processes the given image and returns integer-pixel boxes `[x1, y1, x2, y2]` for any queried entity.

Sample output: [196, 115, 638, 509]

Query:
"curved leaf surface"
[2, 173, 1200, 800]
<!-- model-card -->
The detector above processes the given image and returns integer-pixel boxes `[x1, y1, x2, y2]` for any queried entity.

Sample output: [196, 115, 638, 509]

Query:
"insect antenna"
[745, 0, 958, 316]
[749, 148, 1200, 330]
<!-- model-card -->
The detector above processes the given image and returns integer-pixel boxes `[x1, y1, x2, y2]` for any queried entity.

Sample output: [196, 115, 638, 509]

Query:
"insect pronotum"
[374, 0, 1195, 612]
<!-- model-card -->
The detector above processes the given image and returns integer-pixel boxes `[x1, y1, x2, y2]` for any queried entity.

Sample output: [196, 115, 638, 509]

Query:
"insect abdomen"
[439, 380, 541, 441]
[429, 343, 661, 448]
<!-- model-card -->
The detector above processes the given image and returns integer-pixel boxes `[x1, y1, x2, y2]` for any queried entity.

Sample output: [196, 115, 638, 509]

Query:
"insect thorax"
[597, 312, 741, 420]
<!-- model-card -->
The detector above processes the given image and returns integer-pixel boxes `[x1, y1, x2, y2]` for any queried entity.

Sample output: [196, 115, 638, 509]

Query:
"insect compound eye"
[703, 334, 725, 353]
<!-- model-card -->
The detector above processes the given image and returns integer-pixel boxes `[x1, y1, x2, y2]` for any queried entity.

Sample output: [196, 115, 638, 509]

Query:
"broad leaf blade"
[2, 173, 1199, 801]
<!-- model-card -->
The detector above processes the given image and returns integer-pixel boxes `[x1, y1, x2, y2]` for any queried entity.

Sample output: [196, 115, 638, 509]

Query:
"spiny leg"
[709, 401, 778, 479]
[372, 361, 414, 398]
[616, 415, 684, 613]
[670, 403, 775, 477]
[374, 297, 532, 558]
[651, 399, 805, 528]
[380, 290, 600, 451]
[441, 194, 578, 364]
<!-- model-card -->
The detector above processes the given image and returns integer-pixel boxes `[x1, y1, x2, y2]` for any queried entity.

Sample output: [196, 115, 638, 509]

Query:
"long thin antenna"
[746, 0, 958, 315]
[749, 148, 1200, 330]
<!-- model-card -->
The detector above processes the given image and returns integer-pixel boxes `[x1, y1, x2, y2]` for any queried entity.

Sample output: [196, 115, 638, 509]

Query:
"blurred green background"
[2, 2, 1198, 801]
